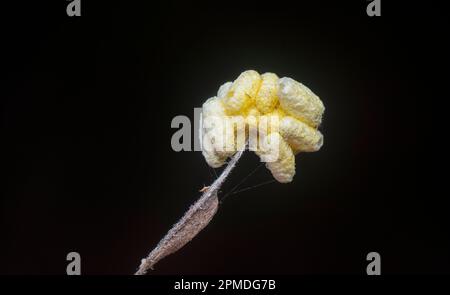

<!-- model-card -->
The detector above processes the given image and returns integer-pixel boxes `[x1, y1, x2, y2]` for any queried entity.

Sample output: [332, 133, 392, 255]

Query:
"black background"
[2, 0, 449, 274]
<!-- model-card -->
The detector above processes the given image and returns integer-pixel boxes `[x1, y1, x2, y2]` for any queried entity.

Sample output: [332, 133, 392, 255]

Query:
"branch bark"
[135, 149, 245, 275]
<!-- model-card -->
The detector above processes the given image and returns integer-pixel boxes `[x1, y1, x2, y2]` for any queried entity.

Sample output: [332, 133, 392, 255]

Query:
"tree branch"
[135, 149, 245, 275]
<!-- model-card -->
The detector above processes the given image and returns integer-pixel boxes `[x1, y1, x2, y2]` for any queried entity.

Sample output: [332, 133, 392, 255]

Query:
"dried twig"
[135, 149, 245, 275]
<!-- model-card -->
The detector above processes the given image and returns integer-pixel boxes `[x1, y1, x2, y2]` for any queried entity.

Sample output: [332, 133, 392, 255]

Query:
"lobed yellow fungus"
[255, 72, 279, 114]
[223, 70, 261, 115]
[201, 70, 324, 183]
